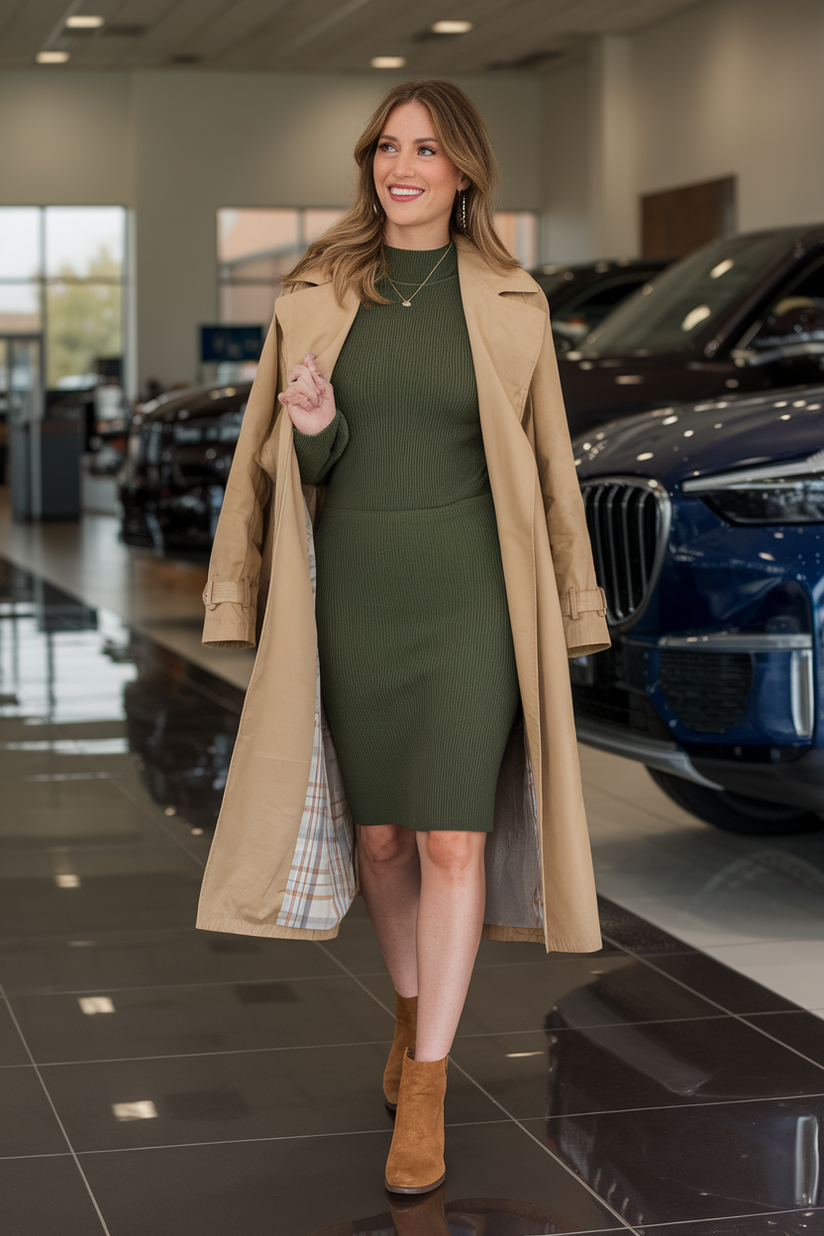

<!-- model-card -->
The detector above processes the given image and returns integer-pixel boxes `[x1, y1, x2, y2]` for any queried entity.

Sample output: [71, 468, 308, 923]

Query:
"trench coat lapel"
[275, 277, 360, 384]
[455, 237, 548, 423]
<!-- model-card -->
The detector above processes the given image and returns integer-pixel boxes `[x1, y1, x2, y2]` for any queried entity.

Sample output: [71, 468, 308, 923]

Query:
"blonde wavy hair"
[283, 78, 518, 306]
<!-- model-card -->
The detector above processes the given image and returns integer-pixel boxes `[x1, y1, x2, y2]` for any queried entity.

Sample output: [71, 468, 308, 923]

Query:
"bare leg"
[414, 831, 487, 1062]
[357, 823, 420, 998]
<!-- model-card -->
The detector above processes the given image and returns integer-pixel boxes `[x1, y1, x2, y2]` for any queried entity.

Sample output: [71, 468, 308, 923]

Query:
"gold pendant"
[402, 300, 412, 308]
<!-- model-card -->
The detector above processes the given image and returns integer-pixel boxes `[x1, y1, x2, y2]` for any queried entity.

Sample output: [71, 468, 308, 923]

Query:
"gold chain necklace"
[384, 242, 454, 308]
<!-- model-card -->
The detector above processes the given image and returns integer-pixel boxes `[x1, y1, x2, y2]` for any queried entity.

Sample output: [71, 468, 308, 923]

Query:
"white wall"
[541, 0, 824, 264]
[633, 0, 824, 231]
[0, 68, 541, 389]
[541, 56, 593, 263]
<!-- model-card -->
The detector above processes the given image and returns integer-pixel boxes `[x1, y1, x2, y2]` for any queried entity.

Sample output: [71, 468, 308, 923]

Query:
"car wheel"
[646, 768, 824, 836]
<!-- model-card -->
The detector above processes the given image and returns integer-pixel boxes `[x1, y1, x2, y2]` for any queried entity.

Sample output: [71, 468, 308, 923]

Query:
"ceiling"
[0, 0, 707, 74]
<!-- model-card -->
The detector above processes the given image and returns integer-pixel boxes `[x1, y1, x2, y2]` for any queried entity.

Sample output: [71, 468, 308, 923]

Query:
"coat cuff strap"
[562, 587, 607, 621]
[202, 579, 250, 611]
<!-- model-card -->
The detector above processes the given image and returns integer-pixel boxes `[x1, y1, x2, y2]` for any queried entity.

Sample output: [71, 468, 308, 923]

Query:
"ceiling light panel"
[66, 15, 105, 28]
[371, 56, 406, 68]
[36, 51, 71, 64]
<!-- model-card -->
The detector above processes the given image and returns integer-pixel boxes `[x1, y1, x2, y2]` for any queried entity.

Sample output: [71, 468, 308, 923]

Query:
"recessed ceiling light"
[66, 15, 104, 28]
[36, 50, 70, 63]
[431, 20, 473, 34]
[371, 56, 406, 69]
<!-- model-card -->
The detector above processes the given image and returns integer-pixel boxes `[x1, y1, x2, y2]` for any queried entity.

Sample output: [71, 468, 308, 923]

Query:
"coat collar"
[274, 235, 548, 417]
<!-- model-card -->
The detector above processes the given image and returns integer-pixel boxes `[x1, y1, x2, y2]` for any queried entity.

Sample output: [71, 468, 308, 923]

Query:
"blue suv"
[572, 386, 824, 835]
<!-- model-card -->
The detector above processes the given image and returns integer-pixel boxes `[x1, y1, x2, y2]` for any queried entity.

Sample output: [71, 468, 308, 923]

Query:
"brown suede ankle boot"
[384, 1050, 448, 1194]
[383, 992, 418, 1111]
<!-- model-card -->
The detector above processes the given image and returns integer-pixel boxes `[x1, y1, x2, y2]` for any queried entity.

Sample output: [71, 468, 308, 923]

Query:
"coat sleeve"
[201, 311, 283, 649]
[523, 307, 611, 658]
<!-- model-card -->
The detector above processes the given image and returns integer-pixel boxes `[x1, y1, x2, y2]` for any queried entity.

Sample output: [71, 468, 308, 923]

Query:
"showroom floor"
[2, 497, 824, 1234]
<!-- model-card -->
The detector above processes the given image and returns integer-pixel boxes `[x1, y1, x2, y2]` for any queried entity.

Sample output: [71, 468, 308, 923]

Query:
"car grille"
[581, 477, 670, 626]
[659, 649, 753, 732]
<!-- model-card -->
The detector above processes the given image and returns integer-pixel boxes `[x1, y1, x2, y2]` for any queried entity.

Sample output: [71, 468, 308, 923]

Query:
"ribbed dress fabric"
[292, 243, 519, 832]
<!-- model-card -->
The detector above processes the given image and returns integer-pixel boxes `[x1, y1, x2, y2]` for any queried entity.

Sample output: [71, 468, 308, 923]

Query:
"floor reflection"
[545, 963, 824, 1227]
[0, 558, 238, 831]
[315, 1185, 576, 1234]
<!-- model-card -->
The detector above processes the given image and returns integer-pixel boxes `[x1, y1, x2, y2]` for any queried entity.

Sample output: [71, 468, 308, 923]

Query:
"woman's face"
[373, 100, 469, 249]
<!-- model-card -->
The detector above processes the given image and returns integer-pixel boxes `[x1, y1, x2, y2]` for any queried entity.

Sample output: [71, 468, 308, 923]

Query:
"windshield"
[582, 231, 796, 355]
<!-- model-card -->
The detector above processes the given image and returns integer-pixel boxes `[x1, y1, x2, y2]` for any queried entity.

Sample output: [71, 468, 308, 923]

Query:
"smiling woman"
[199, 76, 608, 1201]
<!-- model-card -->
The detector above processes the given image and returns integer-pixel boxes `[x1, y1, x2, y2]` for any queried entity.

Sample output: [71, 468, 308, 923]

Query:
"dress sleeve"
[292, 408, 350, 484]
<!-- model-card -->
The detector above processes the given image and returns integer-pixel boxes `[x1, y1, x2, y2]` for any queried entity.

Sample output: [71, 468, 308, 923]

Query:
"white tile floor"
[3, 490, 823, 1017]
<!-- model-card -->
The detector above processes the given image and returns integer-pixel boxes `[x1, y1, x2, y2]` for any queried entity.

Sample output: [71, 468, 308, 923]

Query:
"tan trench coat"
[196, 236, 610, 953]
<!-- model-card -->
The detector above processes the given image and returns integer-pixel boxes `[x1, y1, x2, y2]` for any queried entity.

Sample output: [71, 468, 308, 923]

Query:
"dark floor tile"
[0, 1154, 104, 1236]
[321, 915, 389, 974]
[455, 1010, 824, 1118]
[0, 1000, 28, 1065]
[0, 772, 179, 852]
[79, 1122, 625, 1236]
[649, 953, 800, 1014]
[363, 953, 721, 1039]
[476, 935, 624, 967]
[597, 896, 696, 955]
[0, 928, 338, 995]
[745, 1011, 824, 1067]
[636, 1210, 824, 1234]
[0, 1067, 69, 1155]
[12, 974, 396, 1063]
[42, 1041, 499, 1151]
[0, 870, 202, 939]
[363, 956, 667, 1038]
[0, 843, 201, 881]
[531, 1093, 824, 1225]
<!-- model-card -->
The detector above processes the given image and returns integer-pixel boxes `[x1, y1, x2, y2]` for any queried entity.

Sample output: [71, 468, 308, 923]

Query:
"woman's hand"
[278, 354, 336, 436]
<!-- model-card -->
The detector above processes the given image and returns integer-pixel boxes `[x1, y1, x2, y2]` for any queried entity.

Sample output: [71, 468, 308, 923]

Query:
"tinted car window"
[173, 425, 204, 445]
[583, 232, 795, 355]
[751, 255, 824, 348]
[553, 274, 653, 342]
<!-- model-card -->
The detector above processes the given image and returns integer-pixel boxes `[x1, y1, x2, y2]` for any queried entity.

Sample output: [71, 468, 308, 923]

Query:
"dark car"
[572, 385, 824, 836]
[530, 257, 671, 352]
[119, 383, 250, 556]
[560, 225, 824, 436]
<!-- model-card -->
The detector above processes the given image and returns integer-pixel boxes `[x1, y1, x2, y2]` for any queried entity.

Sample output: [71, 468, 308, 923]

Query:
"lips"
[388, 186, 424, 201]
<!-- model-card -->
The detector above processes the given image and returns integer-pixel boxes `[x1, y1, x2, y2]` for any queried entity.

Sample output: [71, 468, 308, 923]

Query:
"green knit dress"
[293, 243, 519, 832]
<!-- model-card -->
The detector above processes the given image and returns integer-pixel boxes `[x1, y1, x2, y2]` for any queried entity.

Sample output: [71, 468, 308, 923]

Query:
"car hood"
[573, 385, 824, 488]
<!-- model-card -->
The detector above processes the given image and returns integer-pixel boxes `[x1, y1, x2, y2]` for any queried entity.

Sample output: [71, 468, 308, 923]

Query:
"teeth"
[391, 188, 422, 196]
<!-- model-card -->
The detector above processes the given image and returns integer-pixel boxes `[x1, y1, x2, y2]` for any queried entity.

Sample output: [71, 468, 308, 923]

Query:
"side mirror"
[732, 298, 824, 367]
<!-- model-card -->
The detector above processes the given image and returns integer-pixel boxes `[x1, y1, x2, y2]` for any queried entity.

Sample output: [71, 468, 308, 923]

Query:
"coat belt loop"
[567, 588, 579, 621]
[203, 580, 216, 610]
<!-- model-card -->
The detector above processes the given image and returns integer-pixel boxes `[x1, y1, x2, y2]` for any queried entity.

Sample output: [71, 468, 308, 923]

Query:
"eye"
[377, 141, 397, 154]
[418, 145, 437, 156]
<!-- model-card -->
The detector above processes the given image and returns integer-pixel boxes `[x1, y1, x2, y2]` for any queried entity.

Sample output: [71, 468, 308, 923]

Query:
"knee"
[420, 832, 484, 880]
[358, 825, 414, 867]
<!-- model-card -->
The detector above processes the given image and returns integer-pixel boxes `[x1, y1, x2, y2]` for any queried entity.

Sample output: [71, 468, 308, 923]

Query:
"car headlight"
[683, 449, 824, 524]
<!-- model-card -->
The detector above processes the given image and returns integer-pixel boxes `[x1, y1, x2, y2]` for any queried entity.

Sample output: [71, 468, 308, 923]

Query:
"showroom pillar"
[589, 35, 638, 260]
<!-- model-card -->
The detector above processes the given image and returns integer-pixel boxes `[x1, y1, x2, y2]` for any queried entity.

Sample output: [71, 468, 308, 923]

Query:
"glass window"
[0, 208, 40, 279]
[45, 207, 124, 280]
[583, 230, 797, 356]
[0, 206, 127, 388]
[217, 207, 346, 327]
[494, 212, 538, 268]
[218, 207, 540, 326]
[0, 284, 40, 333]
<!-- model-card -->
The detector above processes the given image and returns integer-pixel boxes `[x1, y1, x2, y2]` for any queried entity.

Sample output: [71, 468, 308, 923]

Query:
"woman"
[197, 79, 609, 1196]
